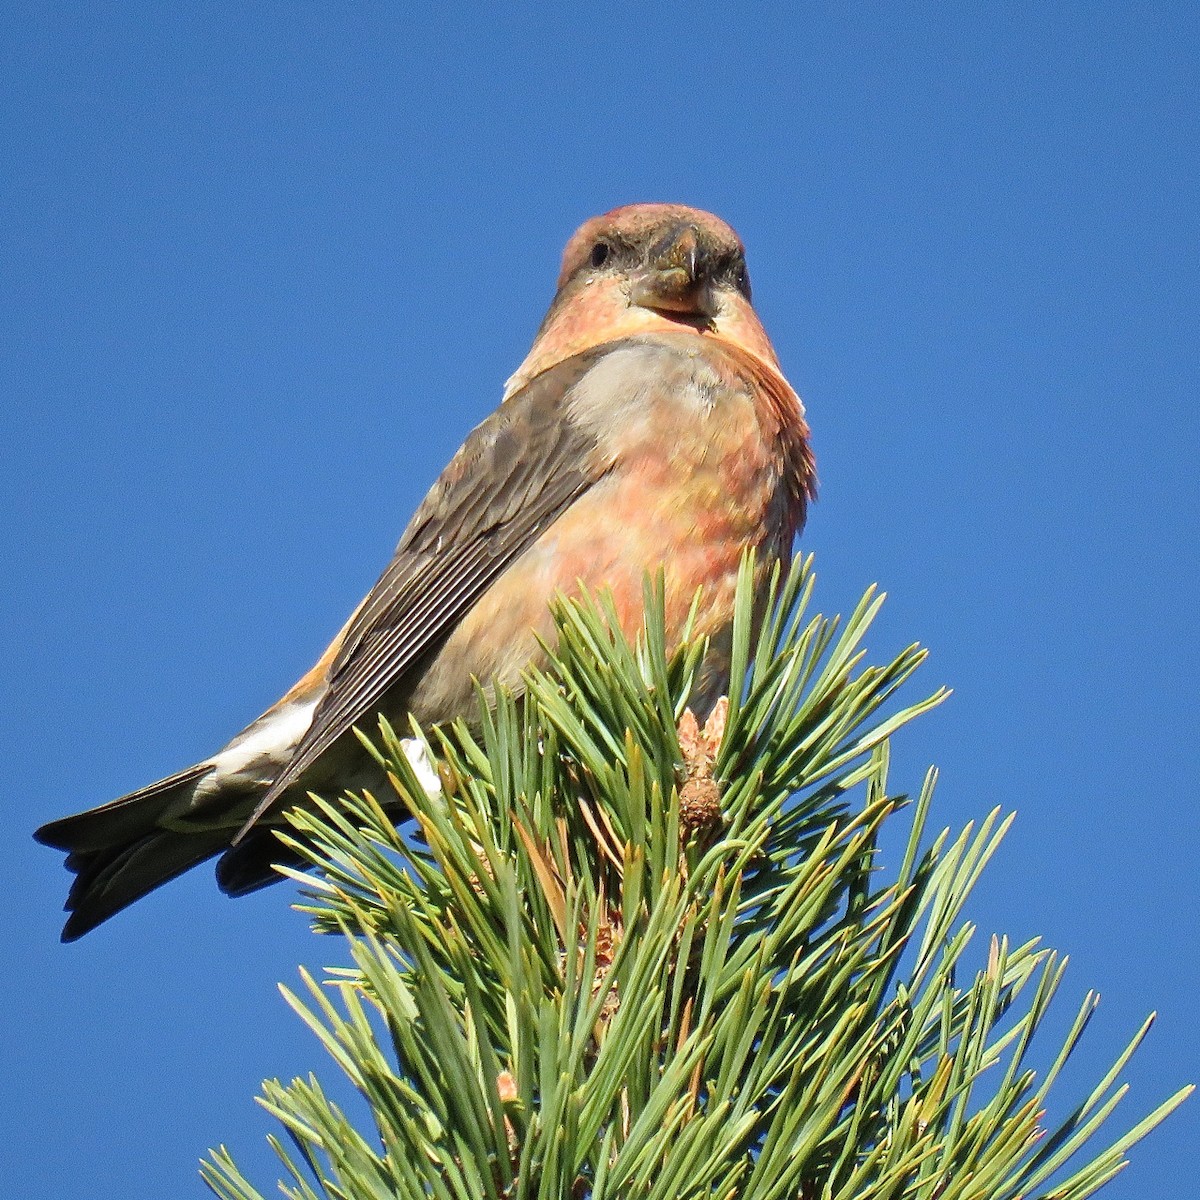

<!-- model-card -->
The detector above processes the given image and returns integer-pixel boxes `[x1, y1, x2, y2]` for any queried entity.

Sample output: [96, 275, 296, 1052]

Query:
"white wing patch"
[207, 698, 320, 791]
[201, 702, 441, 802]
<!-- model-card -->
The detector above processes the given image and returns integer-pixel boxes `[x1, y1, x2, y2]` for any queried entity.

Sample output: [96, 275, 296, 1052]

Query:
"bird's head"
[505, 203, 782, 398]
[558, 203, 750, 321]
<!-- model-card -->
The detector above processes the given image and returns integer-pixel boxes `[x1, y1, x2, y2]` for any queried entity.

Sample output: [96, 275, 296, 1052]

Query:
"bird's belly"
[404, 434, 793, 726]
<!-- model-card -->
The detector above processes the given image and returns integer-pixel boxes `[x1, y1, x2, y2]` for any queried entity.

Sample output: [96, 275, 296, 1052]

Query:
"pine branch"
[202, 554, 1190, 1200]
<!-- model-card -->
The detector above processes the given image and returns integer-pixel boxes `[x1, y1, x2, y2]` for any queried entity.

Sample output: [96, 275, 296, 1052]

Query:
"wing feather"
[236, 345, 618, 835]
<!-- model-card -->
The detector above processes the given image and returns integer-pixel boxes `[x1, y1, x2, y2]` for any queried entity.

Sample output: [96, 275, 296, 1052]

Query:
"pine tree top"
[204, 554, 1190, 1200]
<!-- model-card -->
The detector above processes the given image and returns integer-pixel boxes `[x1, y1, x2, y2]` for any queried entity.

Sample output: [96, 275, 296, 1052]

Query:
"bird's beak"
[628, 224, 716, 318]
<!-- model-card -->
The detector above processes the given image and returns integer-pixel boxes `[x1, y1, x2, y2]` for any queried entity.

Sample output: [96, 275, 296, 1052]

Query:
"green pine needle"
[203, 553, 1190, 1200]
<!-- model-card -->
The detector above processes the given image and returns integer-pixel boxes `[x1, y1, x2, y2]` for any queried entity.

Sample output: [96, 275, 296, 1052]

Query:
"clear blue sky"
[3, 3, 1196, 1195]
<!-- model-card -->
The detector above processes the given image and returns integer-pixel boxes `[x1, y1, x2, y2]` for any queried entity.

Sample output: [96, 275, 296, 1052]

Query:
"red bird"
[36, 203, 817, 940]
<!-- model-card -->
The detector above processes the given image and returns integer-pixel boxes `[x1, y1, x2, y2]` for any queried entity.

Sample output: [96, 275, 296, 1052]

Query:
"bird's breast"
[406, 334, 810, 725]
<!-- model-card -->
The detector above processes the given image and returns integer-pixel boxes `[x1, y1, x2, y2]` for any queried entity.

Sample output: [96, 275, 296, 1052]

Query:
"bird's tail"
[35, 764, 230, 942]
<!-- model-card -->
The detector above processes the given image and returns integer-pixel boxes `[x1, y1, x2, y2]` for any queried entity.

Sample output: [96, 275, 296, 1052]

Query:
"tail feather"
[37, 761, 325, 939]
[35, 764, 232, 941]
[216, 827, 307, 898]
[60, 827, 230, 942]
[35, 763, 214, 854]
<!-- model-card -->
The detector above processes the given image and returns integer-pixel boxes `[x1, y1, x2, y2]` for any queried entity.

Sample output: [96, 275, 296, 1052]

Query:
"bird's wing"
[237, 344, 618, 835]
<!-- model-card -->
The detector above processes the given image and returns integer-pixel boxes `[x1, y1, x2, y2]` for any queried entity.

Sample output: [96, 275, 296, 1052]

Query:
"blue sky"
[3, 3, 1196, 1195]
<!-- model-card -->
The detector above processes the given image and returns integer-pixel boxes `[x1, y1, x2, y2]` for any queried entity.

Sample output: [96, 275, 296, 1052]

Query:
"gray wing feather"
[236, 344, 618, 835]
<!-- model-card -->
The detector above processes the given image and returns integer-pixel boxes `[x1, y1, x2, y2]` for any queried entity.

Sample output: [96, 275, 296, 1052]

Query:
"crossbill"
[36, 203, 817, 940]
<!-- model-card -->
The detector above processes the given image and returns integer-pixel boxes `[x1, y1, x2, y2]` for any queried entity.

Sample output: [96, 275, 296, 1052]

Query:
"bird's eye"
[590, 241, 611, 268]
[735, 261, 751, 298]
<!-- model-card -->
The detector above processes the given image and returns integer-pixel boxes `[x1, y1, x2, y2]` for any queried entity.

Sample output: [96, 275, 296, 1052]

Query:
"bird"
[35, 203, 817, 941]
